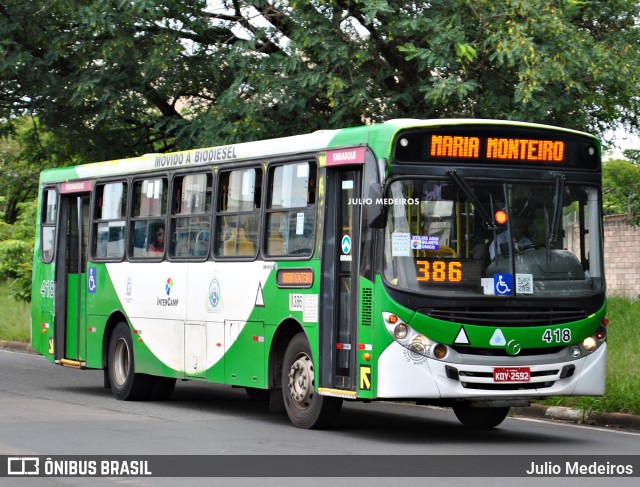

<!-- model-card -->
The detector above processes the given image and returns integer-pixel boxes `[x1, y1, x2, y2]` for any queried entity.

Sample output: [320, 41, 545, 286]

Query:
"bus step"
[57, 359, 85, 369]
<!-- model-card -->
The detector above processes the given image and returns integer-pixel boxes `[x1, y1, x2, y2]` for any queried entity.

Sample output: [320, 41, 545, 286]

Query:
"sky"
[605, 129, 640, 159]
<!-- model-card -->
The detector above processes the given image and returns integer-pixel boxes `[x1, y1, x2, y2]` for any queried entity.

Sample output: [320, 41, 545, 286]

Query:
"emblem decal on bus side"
[207, 277, 223, 312]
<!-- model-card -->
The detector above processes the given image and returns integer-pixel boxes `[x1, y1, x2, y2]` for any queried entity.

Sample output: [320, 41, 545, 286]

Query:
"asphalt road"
[1, 348, 639, 487]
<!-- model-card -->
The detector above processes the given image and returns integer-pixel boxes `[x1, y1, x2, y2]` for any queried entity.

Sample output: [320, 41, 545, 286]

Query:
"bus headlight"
[582, 336, 597, 352]
[382, 312, 449, 360]
[394, 323, 408, 340]
[569, 344, 581, 358]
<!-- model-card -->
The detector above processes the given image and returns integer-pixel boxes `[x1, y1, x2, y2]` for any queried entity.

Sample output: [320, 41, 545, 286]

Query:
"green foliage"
[1, 0, 640, 158]
[1, 117, 81, 223]
[602, 158, 640, 224]
[541, 297, 640, 416]
[0, 281, 30, 342]
[0, 200, 35, 302]
[623, 149, 640, 164]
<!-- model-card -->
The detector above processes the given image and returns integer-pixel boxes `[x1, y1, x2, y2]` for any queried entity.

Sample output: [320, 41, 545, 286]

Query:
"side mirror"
[366, 183, 387, 228]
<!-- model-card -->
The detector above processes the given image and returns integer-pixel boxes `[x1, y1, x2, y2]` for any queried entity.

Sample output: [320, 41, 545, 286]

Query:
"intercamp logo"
[8, 457, 40, 475]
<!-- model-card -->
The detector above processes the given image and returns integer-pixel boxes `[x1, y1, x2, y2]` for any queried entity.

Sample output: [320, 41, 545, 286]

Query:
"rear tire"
[107, 322, 155, 400]
[281, 333, 342, 429]
[453, 405, 510, 429]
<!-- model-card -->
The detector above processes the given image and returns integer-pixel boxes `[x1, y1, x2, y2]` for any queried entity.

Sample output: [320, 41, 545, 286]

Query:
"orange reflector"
[433, 344, 448, 360]
[363, 353, 371, 361]
[389, 314, 399, 324]
[602, 317, 610, 326]
[495, 210, 508, 225]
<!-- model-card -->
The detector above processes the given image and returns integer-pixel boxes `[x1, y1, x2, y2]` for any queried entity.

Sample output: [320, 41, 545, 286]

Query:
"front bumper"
[376, 341, 607, 399]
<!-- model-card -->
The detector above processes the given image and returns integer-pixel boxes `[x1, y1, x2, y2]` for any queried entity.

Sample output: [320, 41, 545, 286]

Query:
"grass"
[540, 296, 640, 416]
[0, 282, 30, 342]
[1, 283, 638, 415]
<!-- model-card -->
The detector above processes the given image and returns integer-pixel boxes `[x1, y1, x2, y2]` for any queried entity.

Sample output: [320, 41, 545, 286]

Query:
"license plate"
[493, 367, 531, 382]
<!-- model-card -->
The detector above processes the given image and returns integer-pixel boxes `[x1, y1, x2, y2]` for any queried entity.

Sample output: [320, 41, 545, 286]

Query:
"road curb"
[0, 340, 37, 354]
[513, 403, 640, 431]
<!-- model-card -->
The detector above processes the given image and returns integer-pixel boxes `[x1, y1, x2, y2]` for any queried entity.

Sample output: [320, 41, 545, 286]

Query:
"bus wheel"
[107, 322, 154, 401]
[281, 333, 342, 429]
[452, 405, 510, 429]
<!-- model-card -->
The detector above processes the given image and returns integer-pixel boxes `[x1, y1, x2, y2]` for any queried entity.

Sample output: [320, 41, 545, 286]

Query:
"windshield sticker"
[516, 273, 534, 294]
[481, 278, 495, 295]
[391, 232, 411, 256]
[296, 212, 305, 235]
[410, 235, 440, 250]
[494, 273, 513, 296]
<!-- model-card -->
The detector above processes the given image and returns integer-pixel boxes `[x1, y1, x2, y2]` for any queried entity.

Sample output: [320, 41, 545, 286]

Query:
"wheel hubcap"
[113, 338, 130, 386]
[288, 353, 315, 409]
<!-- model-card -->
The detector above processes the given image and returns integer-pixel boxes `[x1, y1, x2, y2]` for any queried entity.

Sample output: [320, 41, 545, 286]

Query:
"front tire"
[282, 333, 342, 429]
[453, 405, 510, 429]
[107, 322, 155, 400]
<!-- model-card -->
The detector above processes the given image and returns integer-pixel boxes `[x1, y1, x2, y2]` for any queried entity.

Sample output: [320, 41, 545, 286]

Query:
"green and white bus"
[31, 119, 608, 429]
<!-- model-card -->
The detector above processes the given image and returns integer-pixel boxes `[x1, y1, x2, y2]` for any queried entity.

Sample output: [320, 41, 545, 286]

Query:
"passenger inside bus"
[148, 223, 165, 256]
[489, 204, 534, 260]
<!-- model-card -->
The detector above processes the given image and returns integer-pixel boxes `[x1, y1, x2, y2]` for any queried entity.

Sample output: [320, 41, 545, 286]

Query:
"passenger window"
[129, 178, 168, 259]
[170, 173, 212, 259]
[214, 168, 261, 258]
[265, 162, 316, 257]
[93, 182, 127, 259]
[41, 188, 57, 263]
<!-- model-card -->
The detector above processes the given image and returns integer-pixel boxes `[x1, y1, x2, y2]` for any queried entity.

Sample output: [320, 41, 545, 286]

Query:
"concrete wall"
[604, 215, 640, 298]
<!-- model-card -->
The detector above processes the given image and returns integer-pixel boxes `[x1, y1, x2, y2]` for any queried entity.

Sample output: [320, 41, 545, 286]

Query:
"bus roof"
[39, 119, 598, 183]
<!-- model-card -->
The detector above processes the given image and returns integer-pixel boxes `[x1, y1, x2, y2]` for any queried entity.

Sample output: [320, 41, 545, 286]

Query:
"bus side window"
[169, 172, 212, 260]
[41, 188, 57, 263]
[265, 161, 316, 258]
[93, 182, 127, 260]
[214, 168, 261, 259]
[129, 177, 168, 259]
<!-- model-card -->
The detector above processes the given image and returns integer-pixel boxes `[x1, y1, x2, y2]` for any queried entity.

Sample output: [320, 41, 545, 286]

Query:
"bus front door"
[54, 193, 90, 367]
[320, 168, 361, 392]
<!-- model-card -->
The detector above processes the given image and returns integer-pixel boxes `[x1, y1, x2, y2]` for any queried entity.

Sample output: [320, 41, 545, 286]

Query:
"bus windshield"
[383, 178, 604, 298]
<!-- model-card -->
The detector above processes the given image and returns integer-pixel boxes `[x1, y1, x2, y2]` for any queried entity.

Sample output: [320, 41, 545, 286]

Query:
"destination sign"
[430, 135, 565, 163]
[277, 268, 314, 288]
[393, 125, 601, 170]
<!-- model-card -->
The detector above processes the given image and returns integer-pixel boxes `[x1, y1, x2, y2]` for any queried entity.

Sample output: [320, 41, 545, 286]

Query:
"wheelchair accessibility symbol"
[494, 273, 513, 296]
[88, 267, 97, 294]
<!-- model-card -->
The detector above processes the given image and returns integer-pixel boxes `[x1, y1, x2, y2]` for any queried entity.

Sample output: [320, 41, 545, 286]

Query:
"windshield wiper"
[544, 174, 565, 275]
[447, 170, 496, 230]
[549, 173, 565, 244]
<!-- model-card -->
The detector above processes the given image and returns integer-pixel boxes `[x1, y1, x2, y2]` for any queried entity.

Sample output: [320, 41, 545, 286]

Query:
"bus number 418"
[542, 328, 571, 344]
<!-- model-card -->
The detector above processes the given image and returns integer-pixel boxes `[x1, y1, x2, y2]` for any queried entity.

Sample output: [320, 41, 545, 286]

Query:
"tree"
[0, 117, 80, 223]
[623, 149, 640, 165]
[0, 199, 35, 302]
[1, 0, 640, 162]
[602, 158, 640, 224]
